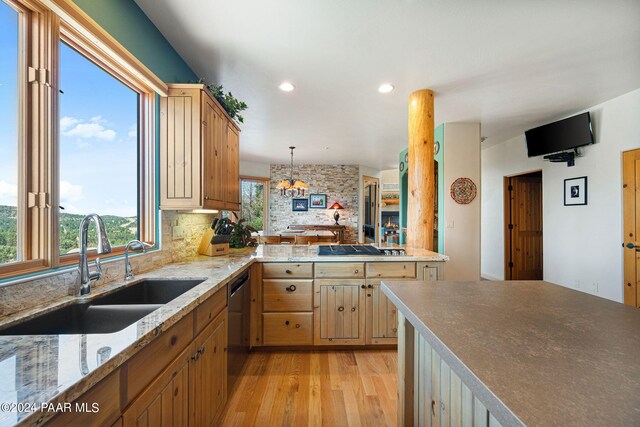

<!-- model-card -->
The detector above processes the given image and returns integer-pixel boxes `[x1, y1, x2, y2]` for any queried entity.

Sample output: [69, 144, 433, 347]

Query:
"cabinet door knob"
[285, 269, 292, 274]
[367, 284, 373, 289]
[286, 285, 297, 292]
[285, 320, 290, 325]
[204, 196, 209, 200]
[354, 269, 359, 274]
[351, 307, 356, 312]
[361, 285, 365, 289]
[198, 345, 205, 354]
[295, 324, 301, 328]
[337, 306, 344, 312]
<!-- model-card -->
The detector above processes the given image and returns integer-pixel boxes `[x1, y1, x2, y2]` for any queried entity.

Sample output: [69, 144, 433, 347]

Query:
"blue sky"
[0, 1, 139, 218]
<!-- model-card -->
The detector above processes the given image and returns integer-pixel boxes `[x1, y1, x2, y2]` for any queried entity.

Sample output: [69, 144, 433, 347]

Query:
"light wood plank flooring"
[219, 350, 397, 426]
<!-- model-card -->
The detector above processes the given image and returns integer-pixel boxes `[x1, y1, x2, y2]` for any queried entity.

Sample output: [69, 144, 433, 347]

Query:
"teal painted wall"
[434, 124, 445, 252]
[73, 0, 197, 82]
[399, 148, 408, 244]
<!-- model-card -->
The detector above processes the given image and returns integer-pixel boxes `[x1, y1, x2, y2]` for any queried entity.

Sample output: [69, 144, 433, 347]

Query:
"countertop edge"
[381, 281, 525, 427]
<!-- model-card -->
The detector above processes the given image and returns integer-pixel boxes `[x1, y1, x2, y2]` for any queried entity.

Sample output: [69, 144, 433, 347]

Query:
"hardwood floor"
[219, 350, 398, 426]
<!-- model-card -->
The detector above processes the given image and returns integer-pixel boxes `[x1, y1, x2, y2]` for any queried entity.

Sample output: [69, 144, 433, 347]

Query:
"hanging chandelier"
[276, 146, 308, 197]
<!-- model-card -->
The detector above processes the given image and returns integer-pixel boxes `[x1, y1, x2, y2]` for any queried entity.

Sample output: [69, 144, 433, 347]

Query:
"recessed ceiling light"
[279, 82, 295, 92]
[378, 83, 394, 93]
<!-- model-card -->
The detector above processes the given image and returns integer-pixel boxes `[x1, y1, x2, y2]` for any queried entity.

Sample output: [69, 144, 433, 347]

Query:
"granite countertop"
[0, 253, 255, 427]
[254, 244, 449, 262]
[382, 280, 640, 426]
[0, 244, 447, 426]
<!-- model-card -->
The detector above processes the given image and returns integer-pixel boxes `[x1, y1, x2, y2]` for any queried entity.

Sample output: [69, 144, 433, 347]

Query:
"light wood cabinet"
[314, 262, 364, 278]
[262, 262, 313, 278]
[263, 279, 313, 312]
[365, 279, 398, 345]
[263, 312, 313, 345]
[314, 279, 365, 345]
[191, 309, 228, 426]
[160, 83, 241, 211]
[122, 345, 191, 427]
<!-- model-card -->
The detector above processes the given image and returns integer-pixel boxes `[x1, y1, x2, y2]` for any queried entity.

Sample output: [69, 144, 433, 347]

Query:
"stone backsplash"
[0, 211, 215, 317]
[269, 164, 359, 242]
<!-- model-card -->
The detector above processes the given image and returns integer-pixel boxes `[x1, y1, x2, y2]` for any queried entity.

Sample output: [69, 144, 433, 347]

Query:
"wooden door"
[314, 280, 365, 345]
[122, 345, 191, 427]
[202, 97, 225, 208]
[190, 309, 227, 426]
[226, 124, 240, 208]
[505, 173, 543, 280]
[623, 149, 640, 307]
[365, 279, 398, 345]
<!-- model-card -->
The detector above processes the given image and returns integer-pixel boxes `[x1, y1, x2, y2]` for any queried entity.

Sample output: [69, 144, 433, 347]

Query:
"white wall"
[482, 89, 640, 302]
[240, 160, 270, 178]
[359, 166, 381, 243]
[443, 123, 482, 280]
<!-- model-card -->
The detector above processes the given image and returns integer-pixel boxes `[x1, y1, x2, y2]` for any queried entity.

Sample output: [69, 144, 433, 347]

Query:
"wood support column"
[407, 89, 435, 250]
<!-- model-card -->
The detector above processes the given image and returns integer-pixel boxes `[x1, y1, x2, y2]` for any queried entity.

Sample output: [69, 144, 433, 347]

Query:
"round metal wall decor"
[450, 178, 477, 204]
[404, 153, 409, 163]
[434, 140, 441, 155]
[399, 161, 405, 172]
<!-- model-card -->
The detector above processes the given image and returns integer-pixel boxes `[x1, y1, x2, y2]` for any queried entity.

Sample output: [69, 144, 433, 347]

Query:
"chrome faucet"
[124, 240, 152, 281]
[78, 214, 112, 296]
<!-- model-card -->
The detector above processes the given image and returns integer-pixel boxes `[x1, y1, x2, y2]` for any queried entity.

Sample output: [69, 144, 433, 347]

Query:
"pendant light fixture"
[276, 146, 308, 197]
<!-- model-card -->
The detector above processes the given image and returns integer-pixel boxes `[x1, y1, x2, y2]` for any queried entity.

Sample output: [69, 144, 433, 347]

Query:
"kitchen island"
[382, 280, 640, 426]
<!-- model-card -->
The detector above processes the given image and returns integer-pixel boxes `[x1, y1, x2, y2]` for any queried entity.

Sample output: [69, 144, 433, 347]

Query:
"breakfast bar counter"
[382, 280, 640, 426]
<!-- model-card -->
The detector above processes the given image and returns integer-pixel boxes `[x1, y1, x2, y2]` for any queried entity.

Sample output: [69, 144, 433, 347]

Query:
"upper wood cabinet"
[160, 84, 241, 211]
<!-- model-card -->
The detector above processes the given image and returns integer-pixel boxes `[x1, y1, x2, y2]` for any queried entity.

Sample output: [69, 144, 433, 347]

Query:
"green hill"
[0, 205, 137, 264]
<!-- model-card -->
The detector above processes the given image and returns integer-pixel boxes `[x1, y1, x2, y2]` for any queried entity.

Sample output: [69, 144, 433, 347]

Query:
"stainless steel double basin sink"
[0, 279, 205, 335]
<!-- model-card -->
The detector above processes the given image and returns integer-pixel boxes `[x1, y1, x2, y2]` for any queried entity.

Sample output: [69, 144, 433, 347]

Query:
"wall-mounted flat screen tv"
[525, 112, 594, 157]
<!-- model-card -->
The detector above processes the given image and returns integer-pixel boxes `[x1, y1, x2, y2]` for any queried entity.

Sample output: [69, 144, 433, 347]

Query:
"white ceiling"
[135, 0, 640, 170]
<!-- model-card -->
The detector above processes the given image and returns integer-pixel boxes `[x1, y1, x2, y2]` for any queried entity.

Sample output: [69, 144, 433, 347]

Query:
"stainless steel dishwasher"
[227, 270, 250, 394]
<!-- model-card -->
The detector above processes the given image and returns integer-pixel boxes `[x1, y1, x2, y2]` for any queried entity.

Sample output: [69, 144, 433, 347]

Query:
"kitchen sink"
[92, 279, 205, 305]
[0, 303, 161, 335]
[0, 278, 205, 335]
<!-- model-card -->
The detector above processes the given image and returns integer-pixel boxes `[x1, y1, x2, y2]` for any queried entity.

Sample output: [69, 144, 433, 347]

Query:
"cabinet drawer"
[263, 262, 313, 278]
[195, 284, 227, 335]
[124, 312, 194, 403]
[366, 262, 416, 278]
[315, 262, 364, 278]
[49, 370, 121, 427]
[263, 279, 313, 312]
[263, 313, 313, 346]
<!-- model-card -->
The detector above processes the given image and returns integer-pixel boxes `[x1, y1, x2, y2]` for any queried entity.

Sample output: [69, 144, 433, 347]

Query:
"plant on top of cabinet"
[198, 78, 248, 124]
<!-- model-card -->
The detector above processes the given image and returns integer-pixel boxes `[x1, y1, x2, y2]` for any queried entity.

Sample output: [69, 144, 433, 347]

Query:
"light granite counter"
[0, 244, 446, 426]
[382, 280, 640, 426]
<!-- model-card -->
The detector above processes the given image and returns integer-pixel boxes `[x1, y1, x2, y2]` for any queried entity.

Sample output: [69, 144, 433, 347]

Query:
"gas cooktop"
[317, 245, 406, 256]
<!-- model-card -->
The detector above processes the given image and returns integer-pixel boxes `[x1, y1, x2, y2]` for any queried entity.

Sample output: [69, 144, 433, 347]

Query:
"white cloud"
[0, 180, 17, 205]
[104, 198, 115, 205]
[60, 116, 79, 131]
[63, 122, 116, 141]
[60, 115, 117, 142]
[60, 180, 83, 203]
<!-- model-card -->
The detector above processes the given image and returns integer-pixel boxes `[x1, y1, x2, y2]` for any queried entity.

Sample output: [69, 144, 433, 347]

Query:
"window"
[0, 0, 161, 279]
[240, 177, 268, 232]
[0, 1, 20, 265]
[58, 41, 139, 254]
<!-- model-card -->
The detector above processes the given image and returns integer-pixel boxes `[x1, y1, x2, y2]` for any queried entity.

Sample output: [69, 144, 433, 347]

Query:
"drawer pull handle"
[192, 353, 200, 361]
[204, 196, 209, 200]
[170, 336, 178, 346]
[286, 285, 297, 292]
[285, 269, 292, 274]
[337, 306, 344, 312]
[198, 346, 206, 354]
[295, 324, 301, 328]
[285, 320, 290, 325]
[351, 307, 356, 312]
[367, 284, 372, 289]
[361, 285, 365, 289]
[354, 269, 359, 274]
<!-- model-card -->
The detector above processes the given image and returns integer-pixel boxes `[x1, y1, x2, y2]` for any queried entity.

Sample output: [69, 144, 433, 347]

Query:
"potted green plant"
[228, 218, 258, 249]
[198, 79, 248, 124]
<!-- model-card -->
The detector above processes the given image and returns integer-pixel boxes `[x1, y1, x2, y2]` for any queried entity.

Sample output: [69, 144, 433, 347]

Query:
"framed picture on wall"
[309, 194, 327, 209]
[292, 198, 309, 211]
[564, 176, 587, 206]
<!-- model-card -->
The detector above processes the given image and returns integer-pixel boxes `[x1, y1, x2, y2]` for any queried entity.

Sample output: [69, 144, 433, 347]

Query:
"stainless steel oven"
[227, 270, 250, 394]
